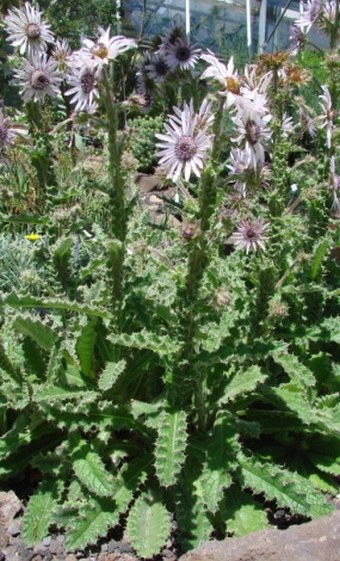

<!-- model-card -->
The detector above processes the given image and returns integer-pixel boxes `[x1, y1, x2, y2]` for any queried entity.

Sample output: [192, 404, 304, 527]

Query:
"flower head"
[289, 25, 306, 55]
[0, 109, 18, 149]
[4, 1, 54, 56]
[165, 38, 201, 71]
[295, 0, 323, 33]
[52, 38, 72, 75]
[76, 27, 136, 67]
[14, 53, 61, 104]
[66, 61, 100, 113]
[144, 52, 170, 83]
[231, 218, 269, 254]
[232, 98, 272, 169]
[155, 99, 214, 182]
[319, 84, 335, 149]
[201, 51, 241, 105]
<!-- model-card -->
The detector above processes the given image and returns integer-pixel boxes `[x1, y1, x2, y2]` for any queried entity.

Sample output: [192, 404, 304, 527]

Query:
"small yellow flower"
[25, 233, 40, 241]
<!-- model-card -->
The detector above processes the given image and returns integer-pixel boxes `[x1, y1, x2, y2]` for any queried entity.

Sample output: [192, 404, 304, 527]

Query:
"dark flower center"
[0, 125, 9, 144]
[31, 70, 50, 90]
[225, 77, 240, 95]
[175, 135, 197, 161]
[175, 46, 191, 62]
[92, 43, 108, 59]
[27, 23, 41, 39]
[154, 60, 168, 76]
[246, 120, 261, 145]
[245, 227, 258, 240]
[81, 71, 96, 94]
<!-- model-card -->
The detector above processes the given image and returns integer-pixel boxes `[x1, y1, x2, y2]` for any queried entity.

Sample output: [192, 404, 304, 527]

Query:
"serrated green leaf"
[72, 439, 114, 497]
[155, 410, 188, 487]
[310, 240, 329, 279]
[1, 293, 109, 319]
[223, 486, 268, 537]
[237, 451, 333, 518]
[22, 480, 60, 545]
[12, 317, 59, 351]
[319, 317, 340, 344]
[219, 366, 267, 405]
[194, 415, 240, 514]
[76, 318, 97, 379]
[66, 497, 118, 551]
[34, 385, 98, 403]
[126, 495, 171, 558]
[107, 328, 180, 357]
[272, 351, 315, 387]
[98, 360, 126, 391]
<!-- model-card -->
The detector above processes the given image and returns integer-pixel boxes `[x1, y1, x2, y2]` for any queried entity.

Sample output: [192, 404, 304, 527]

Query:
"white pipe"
[185, 0, 191, 39]
[246, 0, 252, 48]
[258, 0, 267, 53]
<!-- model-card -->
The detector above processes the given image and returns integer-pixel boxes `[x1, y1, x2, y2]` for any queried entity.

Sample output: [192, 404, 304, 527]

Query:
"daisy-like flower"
[295, 0, 323, 33]
[0, 109, 18, 148]
[318, 85, 335, 149]
[66, 61, 100, 112]
[243, 64, 272, 94]
[201, 51, 241, 106]
[15, 53, 61, 104]
[144, 52, 170, 83]
[330, 156, 340, 214]
[299, 106, 317, 137]
[165, 38, 201, 71]
[322, 0, 337, 24]
[4, 1, 54, 57]
[289, 25, 307, 55]
[232, 94, 272, 169]
[230, 218, 269, 254]
[227, 148, 253, 198]
[282, 113, 294, 138]
[52, 38, 72, 75]
[76, 27, 136, 67]
[155, 99, 214, 182]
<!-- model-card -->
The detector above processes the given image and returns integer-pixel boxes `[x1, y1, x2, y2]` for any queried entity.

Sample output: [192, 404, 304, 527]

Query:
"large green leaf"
[219, 366, 267, 405]
[237, 451, 333, 518]
[155, 410, 188, 487]
[98, 360, 126, 391]
[72, 439, 115, 497]
[126, 495, 171, 558]
[271, 351, 315, 387]
[66, 498, 118, 551]
[22, 480, 60, 545]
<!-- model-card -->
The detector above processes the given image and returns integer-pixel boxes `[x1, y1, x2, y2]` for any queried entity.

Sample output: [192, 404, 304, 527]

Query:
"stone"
[135, 173, 161, 194]
[7, 521, 21, 537]
[0, 525, 8, 549]
[65, 555, 77, 561]
[0, 492, 22, 527]
[178, 510, 340, 561]
[42, 536, 51, 547]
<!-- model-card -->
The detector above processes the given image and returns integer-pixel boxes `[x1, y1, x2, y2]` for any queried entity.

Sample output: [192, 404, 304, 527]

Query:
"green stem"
[102, 68, 126, 314]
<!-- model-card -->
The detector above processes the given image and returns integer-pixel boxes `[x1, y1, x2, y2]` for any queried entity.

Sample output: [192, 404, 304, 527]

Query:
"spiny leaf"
[194, 415, 240, 514]
[98, 360, 126, 391]
[271, 351, 315, 387]
[222, 486, 268, 537]
[34, 385, 98, 403]
[155, 410, 188, 487]
[126, 495, 171, 558]
[76, 318, 97, 379]
[1, 293, 109, 319]
[237, 451, 334, 518]
[113, 455, 150, 513]
[72, 439, 115, 497]
[13, 317, 58, 351]
[219, 366, 267, 405]
[310, 239, 329, 279]
[22, 480, 60, 545]
[66, 497, 118, 551]
[107, 328, 180, 357]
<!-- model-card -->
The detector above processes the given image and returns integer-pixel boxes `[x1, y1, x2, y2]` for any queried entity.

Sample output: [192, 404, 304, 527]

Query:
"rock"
[41, 537, 51, 547]
[0, 525, 8, 549]
[135, 173, 161, 194]
[0, 492, 22, 528]
[7, 521, 21, 537]
[179, 510, 340, 561]
[63, 555, 76, 561]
